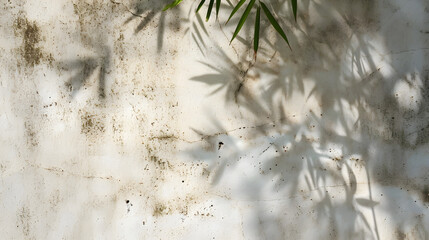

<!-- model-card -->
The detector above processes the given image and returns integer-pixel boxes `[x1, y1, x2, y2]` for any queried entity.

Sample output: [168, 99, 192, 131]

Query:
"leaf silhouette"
[260, 1, 291, 49]
[230, 0, 256, 43]
[216, 0, 221, 18]
[291, 0, 297, 21]
[163, 0, 183, 11]
[196, 0, 206, 13]
[226, 0, 247, 24]
[254, 5, 260, 57]
[206, 0, 215, 21]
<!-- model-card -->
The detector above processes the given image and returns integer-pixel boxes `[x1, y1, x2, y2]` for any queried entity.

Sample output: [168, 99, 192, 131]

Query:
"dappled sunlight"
[185, 0, 429, 238]
[0, 0, 427, 239]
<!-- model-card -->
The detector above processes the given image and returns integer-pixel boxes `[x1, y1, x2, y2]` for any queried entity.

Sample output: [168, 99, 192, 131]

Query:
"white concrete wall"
[0, 0, 428, 239]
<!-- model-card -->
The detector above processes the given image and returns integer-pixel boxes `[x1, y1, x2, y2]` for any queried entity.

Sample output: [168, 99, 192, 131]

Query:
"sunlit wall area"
[0, 0, 428, 239]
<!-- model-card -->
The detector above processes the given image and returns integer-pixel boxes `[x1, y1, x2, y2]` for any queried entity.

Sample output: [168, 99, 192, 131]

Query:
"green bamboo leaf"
[225, 0, 247, 24]
[230, 0, 256, 43]
[162, 0, 183, 11]
[291, 0, 297, 21]
[260, 1, 291, 49]
[216, 0, 221, 18]
[254, 5, 260, 56]
[196, 0, 206, 13]
[206, 0, 215, 21]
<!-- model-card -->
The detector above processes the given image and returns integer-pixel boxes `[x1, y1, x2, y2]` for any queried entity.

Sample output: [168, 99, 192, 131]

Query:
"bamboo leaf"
[196, 0, 206, 13]
[226, 0, 247, 24]
[216, 0, 221, 18]
[230, 0, 256, 43]
[291, 0, 297, 21]
[260, 1, 291, 49]
[206, 0, 215, 21]
[254, 5, 260, 57]
[163, 0, 183, 11]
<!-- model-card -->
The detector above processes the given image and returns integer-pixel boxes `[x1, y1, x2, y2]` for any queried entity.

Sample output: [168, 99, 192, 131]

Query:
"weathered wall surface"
[0, 0, 428, 239]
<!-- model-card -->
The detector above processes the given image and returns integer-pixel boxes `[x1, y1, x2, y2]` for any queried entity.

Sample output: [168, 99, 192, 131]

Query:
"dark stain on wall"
[13, 16, 53, 67]
[152, 203, 167, 217]
[17, 207, 31, 237]
[80, 112, 105, 137]
[24, 121, 38, 147]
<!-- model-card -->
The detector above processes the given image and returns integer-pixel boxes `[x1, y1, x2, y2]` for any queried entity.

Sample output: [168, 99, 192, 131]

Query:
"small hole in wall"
[125, 200, 133, 213]
[218, 142, 224, 150]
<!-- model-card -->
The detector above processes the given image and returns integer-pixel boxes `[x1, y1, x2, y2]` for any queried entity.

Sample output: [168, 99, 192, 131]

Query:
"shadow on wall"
[121, 0, 180, 51]
[186, 0, 429, 239]
[57, 47, 110, 99]
[56, 0, 177, 100]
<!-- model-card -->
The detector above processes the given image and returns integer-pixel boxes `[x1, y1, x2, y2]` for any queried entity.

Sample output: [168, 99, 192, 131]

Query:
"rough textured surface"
[0, 0, 428, 239]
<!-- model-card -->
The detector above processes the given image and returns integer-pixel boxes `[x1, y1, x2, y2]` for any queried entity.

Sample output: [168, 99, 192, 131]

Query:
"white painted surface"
[0, 0, 428, 239]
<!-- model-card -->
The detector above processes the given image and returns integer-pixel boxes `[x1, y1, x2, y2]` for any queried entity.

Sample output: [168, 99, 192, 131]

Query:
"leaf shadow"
[184, 0, 429, 238]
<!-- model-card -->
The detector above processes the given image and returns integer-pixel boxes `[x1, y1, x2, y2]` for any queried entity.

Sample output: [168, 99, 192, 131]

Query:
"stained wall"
[0, 0, 428, 239]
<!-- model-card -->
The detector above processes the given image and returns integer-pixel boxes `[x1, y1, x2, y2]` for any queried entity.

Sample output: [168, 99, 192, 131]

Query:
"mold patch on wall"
[13, 15, 53, 68]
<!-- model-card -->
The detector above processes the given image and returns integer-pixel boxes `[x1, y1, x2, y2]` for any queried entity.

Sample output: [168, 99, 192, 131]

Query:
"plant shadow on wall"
[186, 0, 429, 239]
[57, 0, 175, 100]
[57, 47, 110, 99]
[118, 0, 180, 52]
[54, 1, 114, 100]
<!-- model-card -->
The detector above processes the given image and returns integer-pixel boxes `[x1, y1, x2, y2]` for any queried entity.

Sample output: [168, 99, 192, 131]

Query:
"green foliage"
[206, 0, 215, 21]
[291, 0, 297, 21]
[226, 0, 247, 24]
[254, 5, 260, 56]
[260, 1, 291, 49]
[216, 0, 221, 18]
[196, 0, 206, 12]
[230, 0, 256, 44]
[162, 0, 183, 11]
[164, 0, 297, 55]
